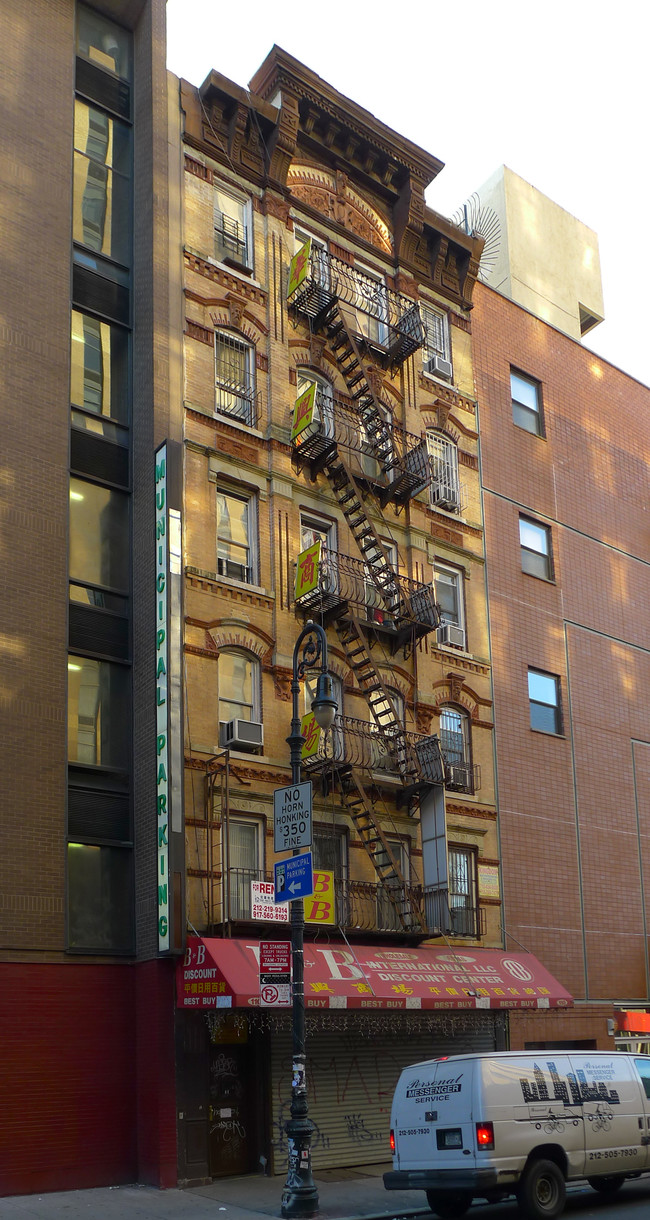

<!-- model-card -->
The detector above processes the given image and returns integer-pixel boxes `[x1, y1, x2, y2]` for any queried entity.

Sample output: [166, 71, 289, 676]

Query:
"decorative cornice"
[185, 576, 274, 615]
[185, 251, 268, 307]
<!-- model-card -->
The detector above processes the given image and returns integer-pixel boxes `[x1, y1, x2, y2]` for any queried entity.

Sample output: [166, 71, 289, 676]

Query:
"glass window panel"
[528, 670, 558, 706]
[312, 831, 345, 879]
[67, 843, 133, 951]
[67, 656, 130, 766]
[229, 820, 259, 871]
[440, 706, 466, 765]
[217, 491, 251, 579]
[421, 305, 450, 360]
[219, 652, 255, 722]
[74, 100, 131, 173]
[520, 518, 548, 555]
[522, 549, 550, 580]
[530, 702, 559, 733]
[70, 583, 127, 613]
[69, 477, 129, 591]
[435, 568, 460, 623]
[511, 371, 539, 412]
[73, 103, 131, 265]
[76, 6, 132, 80]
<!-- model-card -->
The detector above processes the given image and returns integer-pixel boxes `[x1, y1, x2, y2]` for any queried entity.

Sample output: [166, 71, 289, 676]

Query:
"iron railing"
[300, 714, 445, 788]
[214, 213, 250, 268]
[292, 548, 440, 638]
[423, 885, 485, 940]
[292, 388, 432, 504]
[288, 246, 425, 366]
[215, 374, 261, 428]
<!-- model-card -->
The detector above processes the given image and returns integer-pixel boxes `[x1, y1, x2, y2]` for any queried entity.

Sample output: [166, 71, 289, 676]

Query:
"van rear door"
[393, 1058, 475, 1171]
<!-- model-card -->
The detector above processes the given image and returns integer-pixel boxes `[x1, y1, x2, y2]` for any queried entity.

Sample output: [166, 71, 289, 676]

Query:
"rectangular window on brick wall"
[511, 368, 543, 435]
[528, 668, 562, 734]
[520, 516, 553, 580]
[217, 486, 257, 584]
[214, 184, 253, 272]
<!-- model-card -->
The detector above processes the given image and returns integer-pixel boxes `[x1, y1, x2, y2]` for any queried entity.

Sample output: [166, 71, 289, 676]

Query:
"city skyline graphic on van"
[520, 1061, 620, 1108]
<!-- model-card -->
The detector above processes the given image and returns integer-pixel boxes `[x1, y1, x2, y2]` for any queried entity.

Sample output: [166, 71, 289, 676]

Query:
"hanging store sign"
[300, 712, 321, 761]
[294, 540, 321, 600]
[305, 870, 335, 925]
[287, 238, 311, 298]
[291, 382, 317, 443]
[155, 443, 170, 952]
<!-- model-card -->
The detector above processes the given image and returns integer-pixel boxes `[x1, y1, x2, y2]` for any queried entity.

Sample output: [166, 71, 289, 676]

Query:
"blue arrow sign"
[274, 852, 314, 903]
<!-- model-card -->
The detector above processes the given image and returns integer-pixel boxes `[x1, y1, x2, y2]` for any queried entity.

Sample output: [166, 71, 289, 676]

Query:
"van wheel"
[516, 1159, 565, 1219]
[425, 1189, 472, 1218]
[587, 1174, 625, 1194]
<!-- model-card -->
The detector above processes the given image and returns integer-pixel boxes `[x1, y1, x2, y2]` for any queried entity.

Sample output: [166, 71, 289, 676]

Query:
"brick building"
[172, 49, 573, 1187]
[473, 275, 650, 1050]
[0, 0, 179, 1197]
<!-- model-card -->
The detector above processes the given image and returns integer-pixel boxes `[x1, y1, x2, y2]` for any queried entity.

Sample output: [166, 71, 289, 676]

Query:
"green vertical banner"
[291, 381, 317, 443]
[155, 443, 170, 952]
[287, 239, 311, 298]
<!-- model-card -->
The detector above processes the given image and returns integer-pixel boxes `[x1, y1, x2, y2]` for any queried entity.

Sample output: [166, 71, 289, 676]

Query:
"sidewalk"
[1, 1163, 429, 1220]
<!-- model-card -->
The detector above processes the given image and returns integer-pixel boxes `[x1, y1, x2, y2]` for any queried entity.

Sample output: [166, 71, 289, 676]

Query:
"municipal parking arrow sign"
[274, 852, 314, 903]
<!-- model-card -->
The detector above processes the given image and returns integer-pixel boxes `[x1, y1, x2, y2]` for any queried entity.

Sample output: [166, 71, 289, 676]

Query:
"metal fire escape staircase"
[291, 273, 438, 933]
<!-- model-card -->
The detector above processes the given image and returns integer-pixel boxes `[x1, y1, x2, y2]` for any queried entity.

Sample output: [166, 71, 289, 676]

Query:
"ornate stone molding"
[184, 252, 268, 307]
[288, 164, 392, 254]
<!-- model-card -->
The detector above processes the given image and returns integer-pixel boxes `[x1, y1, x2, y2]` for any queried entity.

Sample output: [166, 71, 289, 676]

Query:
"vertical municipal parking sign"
[155, 443, 170, 951]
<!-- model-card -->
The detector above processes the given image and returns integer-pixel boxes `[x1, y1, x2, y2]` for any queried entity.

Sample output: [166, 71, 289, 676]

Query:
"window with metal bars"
[214, 331, 256, 425]
[214, 185, 251, 270]
[421, 304, 450, 362]
[448, 844, 478, 937]
[427, 431, 461, 512]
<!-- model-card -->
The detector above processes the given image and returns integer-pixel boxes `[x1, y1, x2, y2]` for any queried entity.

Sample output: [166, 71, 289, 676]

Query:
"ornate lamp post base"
[280, 1112, 319, 1217]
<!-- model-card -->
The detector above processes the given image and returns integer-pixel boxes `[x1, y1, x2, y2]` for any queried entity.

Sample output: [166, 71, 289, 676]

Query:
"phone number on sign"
[588, 1148, 639, 1160]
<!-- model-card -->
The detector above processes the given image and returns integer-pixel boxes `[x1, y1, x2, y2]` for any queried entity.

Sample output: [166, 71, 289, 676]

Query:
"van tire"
[425, 1188, 472, 1218]
[516, 1158, 565, 1219]
[587, 1174, 625, 1195]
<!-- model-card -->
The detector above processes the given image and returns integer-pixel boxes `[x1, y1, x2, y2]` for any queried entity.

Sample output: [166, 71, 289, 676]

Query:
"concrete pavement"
[1, 1163, 429, 1220]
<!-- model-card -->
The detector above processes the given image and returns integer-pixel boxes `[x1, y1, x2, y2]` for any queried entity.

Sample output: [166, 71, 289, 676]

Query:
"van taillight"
[476, 1121, 494, 1150]
[389, 1129, 395, 1154]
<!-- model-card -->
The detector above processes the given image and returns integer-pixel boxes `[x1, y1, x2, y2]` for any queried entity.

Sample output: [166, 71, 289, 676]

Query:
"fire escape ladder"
[323, 451, 404, 618]
[333, 615, 418, 786]
[338, 770, 426, 932]
[321, 305, 397, 475]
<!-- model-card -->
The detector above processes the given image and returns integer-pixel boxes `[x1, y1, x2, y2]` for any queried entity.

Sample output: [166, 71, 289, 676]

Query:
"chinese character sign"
[291, 382, 317, 443]
[295, 540, 321, 600]
[287, 239, 311, 298]
[301, 712, 321, 761]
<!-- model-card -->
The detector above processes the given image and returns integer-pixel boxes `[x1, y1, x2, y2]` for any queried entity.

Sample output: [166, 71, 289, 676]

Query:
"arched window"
[426, 430, 461, 512]
[439, 704, 474, 793]
[215, 330, 257, 425]
[218, 649, 260, 746]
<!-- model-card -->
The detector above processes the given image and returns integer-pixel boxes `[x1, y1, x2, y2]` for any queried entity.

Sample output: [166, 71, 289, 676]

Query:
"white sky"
[167, 0, 649, 387]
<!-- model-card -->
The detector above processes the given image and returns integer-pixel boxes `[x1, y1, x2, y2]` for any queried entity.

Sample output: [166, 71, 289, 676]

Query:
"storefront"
[175, 938, 573, 1183]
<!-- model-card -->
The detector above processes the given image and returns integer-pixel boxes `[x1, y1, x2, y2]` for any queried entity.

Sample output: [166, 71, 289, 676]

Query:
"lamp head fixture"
[310, 672, 338, 731]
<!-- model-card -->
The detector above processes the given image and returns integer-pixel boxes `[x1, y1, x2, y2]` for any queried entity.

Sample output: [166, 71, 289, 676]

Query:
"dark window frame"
[511, 367, 544, 436]
[528, 667, 562, 735]
[519, 515, 553, 581]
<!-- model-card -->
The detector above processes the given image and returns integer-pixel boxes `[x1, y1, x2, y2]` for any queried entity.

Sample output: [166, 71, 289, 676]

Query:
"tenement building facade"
[173, 48, 570, 1185]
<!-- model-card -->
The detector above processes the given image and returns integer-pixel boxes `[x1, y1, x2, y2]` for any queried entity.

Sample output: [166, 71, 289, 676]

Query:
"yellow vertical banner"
[305, 871, 335, 925]
[300, 711, 321, 761]
[287, 239, 312, 298]
[291, 382, 317, 443]
[295, 539, 321, 600]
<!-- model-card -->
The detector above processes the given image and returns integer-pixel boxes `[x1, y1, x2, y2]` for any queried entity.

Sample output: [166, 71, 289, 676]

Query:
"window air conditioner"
[431, 479, 461, 512]
[437, 622, 466, 649]
[222, 719, 263, 750]
[217, 558, 250, 583]
[425, 355, 453, 382]
[445, 762, 469, 791]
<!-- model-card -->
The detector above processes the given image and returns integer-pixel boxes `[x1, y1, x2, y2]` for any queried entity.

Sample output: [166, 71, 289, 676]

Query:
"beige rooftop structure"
[472, 165, 604, 341]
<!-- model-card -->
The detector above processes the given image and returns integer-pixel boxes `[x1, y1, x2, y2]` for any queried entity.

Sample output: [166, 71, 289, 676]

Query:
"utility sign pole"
[273, 781, 312, 852]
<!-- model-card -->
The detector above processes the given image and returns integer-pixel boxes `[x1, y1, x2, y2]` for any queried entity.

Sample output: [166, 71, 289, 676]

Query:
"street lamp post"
[281, 620, 337, 1219]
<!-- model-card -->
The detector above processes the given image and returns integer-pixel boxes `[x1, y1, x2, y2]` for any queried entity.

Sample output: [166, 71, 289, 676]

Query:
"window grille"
[214, 332, 257, 425]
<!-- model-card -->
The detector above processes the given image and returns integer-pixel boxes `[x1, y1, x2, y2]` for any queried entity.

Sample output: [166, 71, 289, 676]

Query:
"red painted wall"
[135, 958, 178, 1187]
[0, 963, 136, 1196]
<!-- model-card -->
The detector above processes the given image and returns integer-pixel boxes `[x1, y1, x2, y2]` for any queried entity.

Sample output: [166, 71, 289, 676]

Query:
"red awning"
[616, 1010, 650, 1034]
[177, 937, 573, 1012]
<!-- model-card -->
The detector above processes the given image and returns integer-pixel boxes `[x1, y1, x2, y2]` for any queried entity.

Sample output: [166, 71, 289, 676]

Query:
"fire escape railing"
[288, 245, 425, 365]
[291, 388, 432, 503]
[291, 549, 439, 636]
[423, 886, 485, 940]
[300, 714, 445, 787]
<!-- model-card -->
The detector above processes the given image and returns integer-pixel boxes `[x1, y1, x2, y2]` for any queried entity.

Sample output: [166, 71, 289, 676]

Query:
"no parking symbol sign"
[259, 940, 291, 1008]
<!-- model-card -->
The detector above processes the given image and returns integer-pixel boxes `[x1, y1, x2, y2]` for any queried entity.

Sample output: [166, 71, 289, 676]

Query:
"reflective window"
[76, 5, 131, 80]
[528, 669, 561, 734]
[520, 517, 552, 580]
[69, 478, 129, 593]
[217, 488, 255, 583]
[67, 843, 133, 951]
[70, 309, 129, 425]
[440, 706, 468, 768]
[73, 100, 131, 264]
[67, 655, 130, 766]
[214, 185, 252, 269]
[511, 369, 543, 435]
[218, 650, 258, 724]
[226, 818, 262, 920]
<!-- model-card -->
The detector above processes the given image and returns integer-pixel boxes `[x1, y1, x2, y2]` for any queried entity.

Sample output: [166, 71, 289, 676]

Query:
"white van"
[384, 1051, 650, 1219]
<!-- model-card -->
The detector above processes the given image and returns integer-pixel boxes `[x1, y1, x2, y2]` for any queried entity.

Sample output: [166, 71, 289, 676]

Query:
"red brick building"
[473, 279, 650, 1048]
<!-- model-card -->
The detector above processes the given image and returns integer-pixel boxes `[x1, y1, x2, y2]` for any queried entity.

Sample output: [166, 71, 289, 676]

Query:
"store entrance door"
[208, 1042, 255, 1177]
